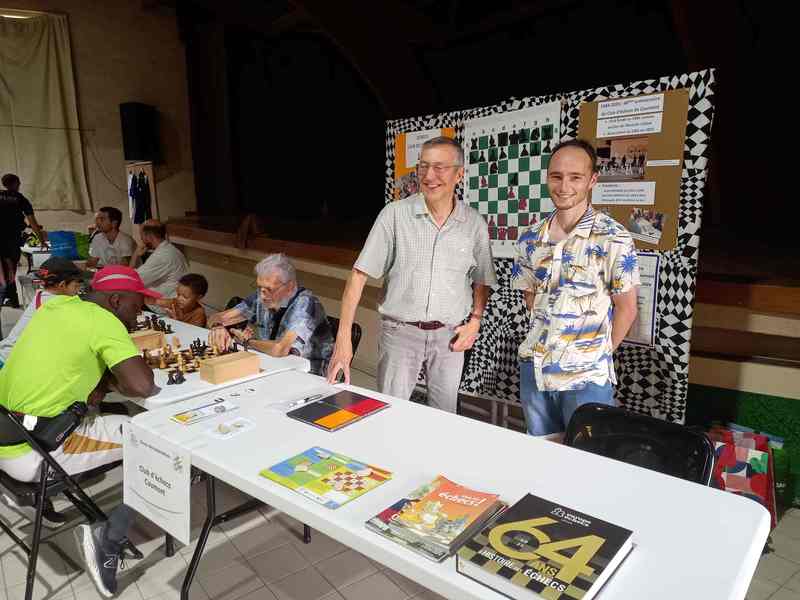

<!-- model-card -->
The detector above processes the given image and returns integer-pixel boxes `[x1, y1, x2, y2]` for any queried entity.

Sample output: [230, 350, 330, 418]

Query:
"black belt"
[404, 320, 446, 331]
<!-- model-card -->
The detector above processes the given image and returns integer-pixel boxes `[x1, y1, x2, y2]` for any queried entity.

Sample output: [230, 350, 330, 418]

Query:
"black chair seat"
[327, 316, 362, 358]
[564, 402, 715, 485]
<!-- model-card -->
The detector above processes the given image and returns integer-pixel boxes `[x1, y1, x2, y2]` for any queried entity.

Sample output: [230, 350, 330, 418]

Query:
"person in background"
[87, 207, 136, 268]
[129, 219, 188, 299]
[0, 258, 89, 368]
[0, 173, 48, 308]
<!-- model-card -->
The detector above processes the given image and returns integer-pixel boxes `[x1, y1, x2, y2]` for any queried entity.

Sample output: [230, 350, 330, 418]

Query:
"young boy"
[0, 257, 88, 368]
[151, 273, 208, 327]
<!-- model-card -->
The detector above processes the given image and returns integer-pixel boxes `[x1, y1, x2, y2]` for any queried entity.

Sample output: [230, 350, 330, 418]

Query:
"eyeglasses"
[417, 162, 461, 174]
[256, 280, 288, 296]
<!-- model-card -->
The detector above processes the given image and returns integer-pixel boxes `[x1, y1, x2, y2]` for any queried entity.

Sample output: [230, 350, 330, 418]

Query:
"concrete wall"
[3, 1, 195, 235]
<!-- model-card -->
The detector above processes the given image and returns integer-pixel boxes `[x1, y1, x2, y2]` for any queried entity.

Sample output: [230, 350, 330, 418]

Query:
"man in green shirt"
[0, 265, 160, 598]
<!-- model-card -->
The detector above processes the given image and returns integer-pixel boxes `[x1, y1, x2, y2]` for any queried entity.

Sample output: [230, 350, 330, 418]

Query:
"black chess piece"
[478, 150, 486, 162]
[470, 136, 477, 150]
[489, 135, 496, 147]
[174, 370, 185, 384]
[499, 147, 507, 160]
[489, 148, 498, 162]
[166, 324, 173, 334]
[521, 144, 529, 157]
[531, 127, 540, 141]
[543, 140, 551, 154]
[167, 371, 176, 385]
[498, 132, 509, 146]
[509, 130, 519, 145]
[490, 162, 498, 174]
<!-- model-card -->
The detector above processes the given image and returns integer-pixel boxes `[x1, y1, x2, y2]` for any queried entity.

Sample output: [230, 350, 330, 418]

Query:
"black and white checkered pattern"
[385, 70, 716, 424]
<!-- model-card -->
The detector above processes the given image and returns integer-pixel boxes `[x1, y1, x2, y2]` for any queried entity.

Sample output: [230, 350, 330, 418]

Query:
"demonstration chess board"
[463, 101, 561, 257]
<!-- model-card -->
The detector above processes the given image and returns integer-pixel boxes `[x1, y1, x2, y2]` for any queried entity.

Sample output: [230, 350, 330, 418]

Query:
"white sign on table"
[123, 421, 191, 545]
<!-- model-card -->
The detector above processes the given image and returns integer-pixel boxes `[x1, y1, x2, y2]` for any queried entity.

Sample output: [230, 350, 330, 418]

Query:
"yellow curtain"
[0, 14, 90, 210]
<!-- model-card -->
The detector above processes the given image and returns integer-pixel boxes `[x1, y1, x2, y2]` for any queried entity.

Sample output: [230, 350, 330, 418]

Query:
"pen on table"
[287, 393, 325, 409]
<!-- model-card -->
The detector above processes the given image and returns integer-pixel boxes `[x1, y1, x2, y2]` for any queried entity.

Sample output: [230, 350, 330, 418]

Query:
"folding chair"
[0, 406, 143, 600]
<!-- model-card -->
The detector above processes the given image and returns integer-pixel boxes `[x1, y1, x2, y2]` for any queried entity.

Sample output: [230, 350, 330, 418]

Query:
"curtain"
[0, 14, 90, 210]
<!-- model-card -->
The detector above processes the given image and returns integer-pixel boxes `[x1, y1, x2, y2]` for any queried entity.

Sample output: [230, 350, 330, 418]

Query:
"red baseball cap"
[91, 266, 162, 299]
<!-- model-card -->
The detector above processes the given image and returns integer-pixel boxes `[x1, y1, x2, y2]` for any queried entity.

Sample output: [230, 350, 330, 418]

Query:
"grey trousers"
[376, 318, 464, 413]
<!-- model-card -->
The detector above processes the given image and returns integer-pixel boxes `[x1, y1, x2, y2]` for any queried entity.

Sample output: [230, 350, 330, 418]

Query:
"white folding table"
[131, 369, 770, 600]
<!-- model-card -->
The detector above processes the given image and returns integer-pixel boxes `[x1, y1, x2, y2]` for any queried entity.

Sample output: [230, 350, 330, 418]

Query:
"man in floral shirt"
[512, 139, 640, 435]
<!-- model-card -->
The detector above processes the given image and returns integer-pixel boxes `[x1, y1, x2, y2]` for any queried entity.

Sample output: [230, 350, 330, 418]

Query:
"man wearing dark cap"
[0, 257, 89, 368]
[0, 265, 160, 598]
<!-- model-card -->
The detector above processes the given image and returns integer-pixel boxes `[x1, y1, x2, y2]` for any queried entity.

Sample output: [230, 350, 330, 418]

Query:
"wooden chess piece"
[159, 351, 167, 370]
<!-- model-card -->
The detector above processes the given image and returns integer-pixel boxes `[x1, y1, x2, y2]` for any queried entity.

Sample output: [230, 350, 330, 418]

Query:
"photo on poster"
[394, 171, 420, 200]
[597, 137, 648, 182]
[628, 208, 667, 244]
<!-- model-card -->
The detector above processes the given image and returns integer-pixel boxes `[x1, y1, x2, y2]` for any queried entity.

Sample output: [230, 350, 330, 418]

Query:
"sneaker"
[1, 494, 68, 529]
[74, 523, 124, 598]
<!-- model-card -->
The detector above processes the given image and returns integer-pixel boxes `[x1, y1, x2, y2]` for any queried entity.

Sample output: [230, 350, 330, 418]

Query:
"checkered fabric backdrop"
[384, 69, 715, 423]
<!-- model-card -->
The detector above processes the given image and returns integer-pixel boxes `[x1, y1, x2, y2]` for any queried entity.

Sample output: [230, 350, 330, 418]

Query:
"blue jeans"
[519, 360, 614, 436]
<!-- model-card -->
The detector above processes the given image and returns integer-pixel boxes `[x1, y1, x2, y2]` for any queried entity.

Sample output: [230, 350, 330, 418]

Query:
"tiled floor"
[0, 466, 449, 600]
[2, 309, 800, 599]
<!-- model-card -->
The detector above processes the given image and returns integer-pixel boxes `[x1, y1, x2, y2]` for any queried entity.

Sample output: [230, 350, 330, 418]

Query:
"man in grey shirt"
[129, 219, 188, 299]
[326, 136, 496, 413]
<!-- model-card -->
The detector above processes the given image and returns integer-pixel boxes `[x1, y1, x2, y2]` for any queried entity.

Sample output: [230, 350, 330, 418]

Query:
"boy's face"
[176, 284, 201, 310]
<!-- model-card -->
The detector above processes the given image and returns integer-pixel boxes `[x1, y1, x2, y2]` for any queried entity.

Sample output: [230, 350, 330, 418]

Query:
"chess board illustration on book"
[457, 493, 634, 600]
[260, 447, 392, 509]
[366, 475, 504, 562]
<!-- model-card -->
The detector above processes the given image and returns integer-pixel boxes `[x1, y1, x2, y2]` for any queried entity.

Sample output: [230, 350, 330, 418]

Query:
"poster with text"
[624, 252, 661, 347]
[579, 90, 689, 251]
[393, 128, 456, 200]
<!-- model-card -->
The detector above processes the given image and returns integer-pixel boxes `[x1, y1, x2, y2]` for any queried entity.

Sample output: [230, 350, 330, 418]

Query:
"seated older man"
[208, 254, 334, 375]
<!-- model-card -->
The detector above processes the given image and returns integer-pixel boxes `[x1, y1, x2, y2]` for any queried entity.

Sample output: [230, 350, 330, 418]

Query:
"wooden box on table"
[199, 351, 260, 384]
[131, 329, 165, 351]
